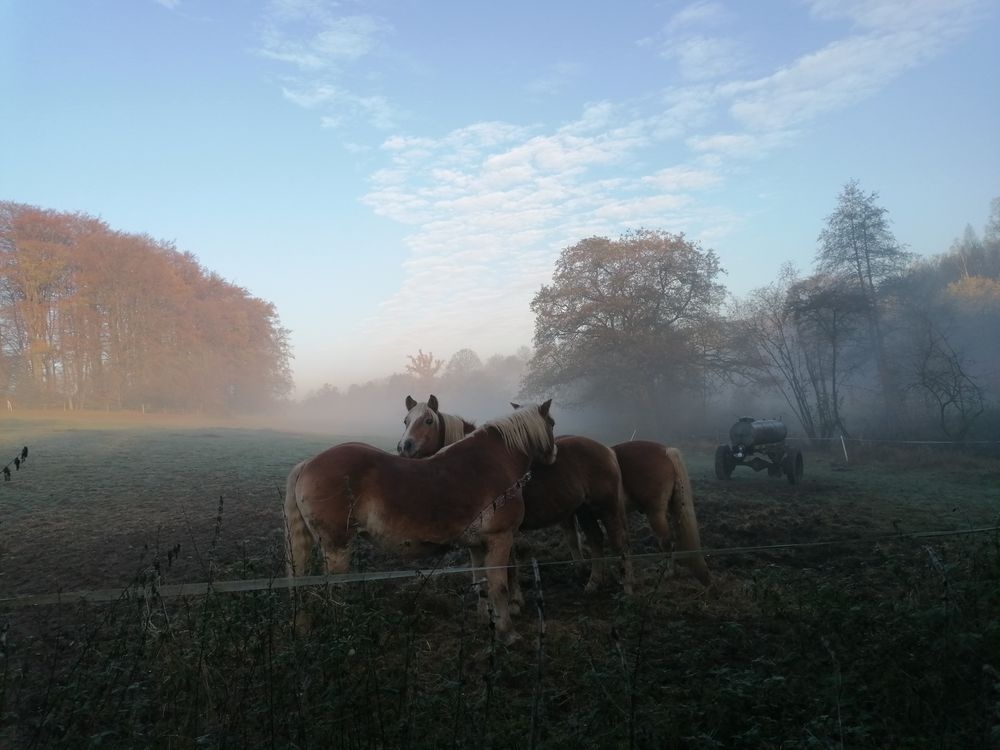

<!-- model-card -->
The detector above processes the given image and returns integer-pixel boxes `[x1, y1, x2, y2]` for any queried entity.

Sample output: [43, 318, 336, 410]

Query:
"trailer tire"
[783, 448, 804, 485]
[715, 445, 734, 480]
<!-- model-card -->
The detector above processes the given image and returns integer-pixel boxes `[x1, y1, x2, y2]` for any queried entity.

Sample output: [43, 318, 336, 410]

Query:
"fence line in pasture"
[1, 444, 29, 481]
[784, 436, 1000, 445]
[3, 525, 997, 610]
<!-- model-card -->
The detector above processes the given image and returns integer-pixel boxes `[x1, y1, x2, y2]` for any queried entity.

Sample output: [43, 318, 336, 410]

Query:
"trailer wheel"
[715, 445, 734, 479]
[783, 448, 804, 485]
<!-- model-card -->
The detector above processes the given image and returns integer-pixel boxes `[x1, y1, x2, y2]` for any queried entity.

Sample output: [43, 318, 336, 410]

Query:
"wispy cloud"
[726, 0, 986, 131]
[257, 0, 398, 129]
[526, 62, 582, 97]
[259, 13, 386, 69]
[655, 1, 745, 81]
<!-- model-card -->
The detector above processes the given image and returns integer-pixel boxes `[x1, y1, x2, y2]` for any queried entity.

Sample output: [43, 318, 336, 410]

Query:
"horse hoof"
[501, 630, 522, 646]
[293, 612, 313, 635]
[584, 579, 601, 593]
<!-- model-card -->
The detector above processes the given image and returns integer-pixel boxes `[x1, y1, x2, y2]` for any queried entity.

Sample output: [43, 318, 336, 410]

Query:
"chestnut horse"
[612, 440, 710, 585]
[284, 401, 556, 642]
[398, 396, 633, 594]
[517, 433, 633, 594]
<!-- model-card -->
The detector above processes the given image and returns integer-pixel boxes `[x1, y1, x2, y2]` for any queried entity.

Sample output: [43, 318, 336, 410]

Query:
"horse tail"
[283, 460, 313, 578]
[612, 459, 634, 594]
[665, 447, 711, 586]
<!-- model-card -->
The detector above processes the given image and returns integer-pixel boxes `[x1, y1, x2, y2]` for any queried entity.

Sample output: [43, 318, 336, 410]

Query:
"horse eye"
[403, 418, 408, 425]
[425, 417, 433, 425]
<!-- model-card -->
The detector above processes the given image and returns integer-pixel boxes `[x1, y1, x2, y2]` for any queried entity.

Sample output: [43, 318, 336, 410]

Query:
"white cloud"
[686, 131, 793, 159]
[642, 166, 721, 191]
[724, 0, 986, 131]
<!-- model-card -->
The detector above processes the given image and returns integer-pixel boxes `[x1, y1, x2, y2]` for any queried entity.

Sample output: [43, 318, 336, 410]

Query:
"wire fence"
[3, 524, 996, 610]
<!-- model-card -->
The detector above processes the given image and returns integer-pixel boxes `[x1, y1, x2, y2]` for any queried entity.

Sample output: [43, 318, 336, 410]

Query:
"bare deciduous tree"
[906, 319, 984, 440]
[405, 349, 443, 382]
[816, 180, 914, 433]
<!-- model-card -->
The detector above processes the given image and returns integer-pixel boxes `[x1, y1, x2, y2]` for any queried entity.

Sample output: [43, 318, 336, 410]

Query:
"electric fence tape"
[2, 524, 996, 609]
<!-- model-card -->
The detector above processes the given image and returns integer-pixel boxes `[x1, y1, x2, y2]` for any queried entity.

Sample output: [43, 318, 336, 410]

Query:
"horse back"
[611, 440, 677, 511]
[521, 435, 620, 530]
[297, 436, 525, 543]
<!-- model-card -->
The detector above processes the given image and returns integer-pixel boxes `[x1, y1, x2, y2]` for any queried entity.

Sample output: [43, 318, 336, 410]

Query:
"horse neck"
[440, 413, 475, 449]
[441, 424, 534, 478]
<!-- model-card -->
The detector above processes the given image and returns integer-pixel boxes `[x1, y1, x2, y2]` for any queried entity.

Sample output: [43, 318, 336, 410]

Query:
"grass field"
[1, 412, 998, 748]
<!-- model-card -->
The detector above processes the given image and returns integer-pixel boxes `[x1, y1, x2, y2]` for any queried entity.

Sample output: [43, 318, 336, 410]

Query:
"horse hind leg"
[284, 464, 312, 578]
[666, 447, 711, 586]
[559, 517, 585, 562]
[283, 464, 318, 633]
[575, 506, 608, 593]
[599, 496, 633, 595]
[646, 503, 676, 578]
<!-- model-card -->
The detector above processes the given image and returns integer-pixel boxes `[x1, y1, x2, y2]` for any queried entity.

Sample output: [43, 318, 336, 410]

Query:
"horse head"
[398, 394, 442, 457]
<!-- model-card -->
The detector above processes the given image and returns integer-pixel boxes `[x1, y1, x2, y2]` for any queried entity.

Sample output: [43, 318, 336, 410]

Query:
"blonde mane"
[441, 412, 474, 445]
[484, 405, 552, 457]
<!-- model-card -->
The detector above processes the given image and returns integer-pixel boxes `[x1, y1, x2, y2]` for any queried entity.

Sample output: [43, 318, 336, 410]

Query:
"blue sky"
[2, 0, 998, 395]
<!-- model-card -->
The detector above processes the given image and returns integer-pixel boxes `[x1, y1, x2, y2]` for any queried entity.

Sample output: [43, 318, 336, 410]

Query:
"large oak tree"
[524, 229, 725, 431]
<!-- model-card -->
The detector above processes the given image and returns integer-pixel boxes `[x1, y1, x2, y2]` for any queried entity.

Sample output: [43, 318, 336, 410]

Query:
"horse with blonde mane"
[398, 396, 633, 594]
[612, 440, 710, 585]
[284, 401, 557, 642]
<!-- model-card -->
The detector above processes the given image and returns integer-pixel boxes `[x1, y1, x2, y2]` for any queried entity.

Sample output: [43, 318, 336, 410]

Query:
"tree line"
[523, 183, 1000, 442]
[0, 202, 292, 413]
[297, 183, 998, 442]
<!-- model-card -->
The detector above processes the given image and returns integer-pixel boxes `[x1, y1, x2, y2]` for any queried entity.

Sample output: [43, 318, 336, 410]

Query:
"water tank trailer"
[715, 417, 803, 484]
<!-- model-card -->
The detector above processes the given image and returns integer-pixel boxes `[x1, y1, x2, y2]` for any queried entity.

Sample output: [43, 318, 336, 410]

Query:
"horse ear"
[428, 394, 439, 412]
[510, 402, 521, 410]
[405, 395, 416, 410]
[539, 399, 552, 416]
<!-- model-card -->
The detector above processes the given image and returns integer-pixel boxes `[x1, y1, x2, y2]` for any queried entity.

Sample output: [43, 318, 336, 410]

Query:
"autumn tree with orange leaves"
[0, 202, 292, 412]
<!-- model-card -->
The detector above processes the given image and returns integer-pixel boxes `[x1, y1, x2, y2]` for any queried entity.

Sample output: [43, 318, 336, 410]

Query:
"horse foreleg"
[559, 517, 584, 562]
[468, 544, 490, 622]
[483, 535, 518, 644]
[575, 507, 608, 593]
[507, 546, 524, 615]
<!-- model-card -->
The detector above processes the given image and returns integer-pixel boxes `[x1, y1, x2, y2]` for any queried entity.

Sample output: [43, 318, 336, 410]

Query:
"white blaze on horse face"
[398, 403, 440, 457]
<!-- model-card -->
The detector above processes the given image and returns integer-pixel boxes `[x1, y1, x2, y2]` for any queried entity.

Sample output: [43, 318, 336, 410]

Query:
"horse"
[398, 394, 475, 457]
[515, 433, 633, 594]
[284, 401, 557, 643]
[397, 396, 633, 594]
[612, 440, 711, 586]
